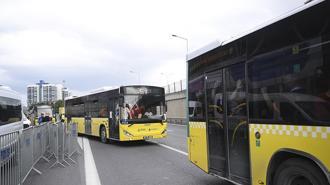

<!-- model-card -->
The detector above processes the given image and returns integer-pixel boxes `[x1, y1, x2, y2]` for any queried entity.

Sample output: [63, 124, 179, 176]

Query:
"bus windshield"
[0, 96, 22, 126]
[121, 93, 165, 123]
[121, 95, 165, 122]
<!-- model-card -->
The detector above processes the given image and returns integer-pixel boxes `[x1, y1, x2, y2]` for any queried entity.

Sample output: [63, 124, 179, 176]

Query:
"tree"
[54, 100, 64, 113]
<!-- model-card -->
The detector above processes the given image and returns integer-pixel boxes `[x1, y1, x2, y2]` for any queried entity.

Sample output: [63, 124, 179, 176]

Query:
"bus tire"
[100, 126, 107, 143]
[273, 158, 328, 185]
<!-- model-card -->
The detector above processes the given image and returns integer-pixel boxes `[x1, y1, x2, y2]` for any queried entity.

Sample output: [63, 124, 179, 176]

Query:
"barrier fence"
[164, 79, 186, 94]
[0, 122, 80, 185]
[0, 131, 20, 185]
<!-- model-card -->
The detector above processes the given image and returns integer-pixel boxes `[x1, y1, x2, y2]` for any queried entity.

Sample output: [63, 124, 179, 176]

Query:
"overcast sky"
[0, 0, 306, 105]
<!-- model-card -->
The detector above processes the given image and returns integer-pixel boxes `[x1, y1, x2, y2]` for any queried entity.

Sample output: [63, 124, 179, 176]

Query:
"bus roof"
[65, 85, 164, 101]
[187, 0, 324, 61]
[0, 85, 21, 100]
[65, 86, 119, 100]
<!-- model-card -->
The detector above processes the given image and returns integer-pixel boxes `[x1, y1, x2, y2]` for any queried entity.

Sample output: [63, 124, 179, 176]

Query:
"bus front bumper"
[120, 133, 167, 141]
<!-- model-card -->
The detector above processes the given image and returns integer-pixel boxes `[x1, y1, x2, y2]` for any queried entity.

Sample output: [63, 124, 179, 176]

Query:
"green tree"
[54, 100, 64, 113]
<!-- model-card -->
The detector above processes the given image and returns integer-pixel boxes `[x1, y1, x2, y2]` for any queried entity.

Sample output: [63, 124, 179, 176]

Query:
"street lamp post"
[171, 34, 189, 130]
[129, 70, 141, 85]
[171, 34, 188, 59]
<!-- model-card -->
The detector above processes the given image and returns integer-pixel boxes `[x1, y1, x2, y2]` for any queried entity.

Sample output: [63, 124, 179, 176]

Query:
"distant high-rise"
[62, 87, 71, 100]
[27, 84, 39, 106]
[27, 80, 71, 106]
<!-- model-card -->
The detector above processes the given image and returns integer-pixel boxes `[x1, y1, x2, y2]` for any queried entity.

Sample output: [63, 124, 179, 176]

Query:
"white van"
[0, 85, 23, 134]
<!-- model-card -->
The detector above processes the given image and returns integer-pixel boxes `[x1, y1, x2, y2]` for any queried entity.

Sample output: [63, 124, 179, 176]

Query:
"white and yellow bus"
[187, 0, 330, 184]
[65, 85, 167, 142]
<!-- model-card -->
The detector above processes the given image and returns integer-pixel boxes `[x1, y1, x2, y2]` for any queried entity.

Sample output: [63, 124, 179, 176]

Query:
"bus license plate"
[144, 136, 153, 140]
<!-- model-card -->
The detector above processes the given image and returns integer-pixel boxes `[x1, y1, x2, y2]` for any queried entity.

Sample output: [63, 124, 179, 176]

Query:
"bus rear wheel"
[100, 126, 107, 143]
[273, 158, 328, 185]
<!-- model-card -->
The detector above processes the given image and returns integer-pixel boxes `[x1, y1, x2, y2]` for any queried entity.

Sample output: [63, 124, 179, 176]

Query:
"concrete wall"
[165, 90, 186, 125]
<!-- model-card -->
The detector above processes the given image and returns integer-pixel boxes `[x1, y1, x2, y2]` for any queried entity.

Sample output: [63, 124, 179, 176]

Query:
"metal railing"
[0, 131, 20, 185]
[164, 79, 186, 94]
[0, 122, 80, 185]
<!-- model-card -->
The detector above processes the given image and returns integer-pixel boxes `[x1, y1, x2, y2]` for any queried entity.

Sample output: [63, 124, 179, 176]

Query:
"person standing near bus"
[122, 104, 132, 120]
[38, 112, 45, 124]
[44, 112, 51, 122]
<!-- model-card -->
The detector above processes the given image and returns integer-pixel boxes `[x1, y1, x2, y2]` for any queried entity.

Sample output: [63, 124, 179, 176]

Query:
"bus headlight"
[123, 130, 133, 137]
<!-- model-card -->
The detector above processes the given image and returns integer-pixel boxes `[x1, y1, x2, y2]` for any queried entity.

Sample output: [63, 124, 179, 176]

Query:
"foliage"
[54, 100, 64, 113]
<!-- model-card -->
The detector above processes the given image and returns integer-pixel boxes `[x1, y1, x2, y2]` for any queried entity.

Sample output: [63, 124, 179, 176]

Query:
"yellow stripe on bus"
[249, 124, 330, 185]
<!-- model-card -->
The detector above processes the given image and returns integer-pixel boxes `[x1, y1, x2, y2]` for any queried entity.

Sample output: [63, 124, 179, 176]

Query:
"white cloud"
[0, 68, 13, 85]
[0, 0, 306, 99]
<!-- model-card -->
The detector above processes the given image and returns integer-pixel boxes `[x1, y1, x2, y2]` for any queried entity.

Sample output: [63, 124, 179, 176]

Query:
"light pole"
[171, 34, 188, 59]
[171, 34, 189, 129]
[129, 70, 141, 84]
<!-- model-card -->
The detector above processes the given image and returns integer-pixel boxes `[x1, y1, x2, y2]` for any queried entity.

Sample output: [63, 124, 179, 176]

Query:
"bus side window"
[280, 102, 307, 123]
[249, 101, 274, 120]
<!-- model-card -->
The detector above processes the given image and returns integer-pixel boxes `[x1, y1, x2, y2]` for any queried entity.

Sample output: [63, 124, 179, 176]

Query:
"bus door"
[85, 116, 92, 135]
[109, 98, 119, 139]
[225, 63, 250, 183]
[205, 69, 227, 174]
[206, 63, 250, 183]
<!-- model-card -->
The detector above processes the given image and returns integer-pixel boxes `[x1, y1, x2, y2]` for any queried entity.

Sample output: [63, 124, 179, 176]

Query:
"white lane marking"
[83, 138, 102, 185]
[78, 136, 83, 149]
[167, 129, 173, 132]
[153, 142, 188, 156]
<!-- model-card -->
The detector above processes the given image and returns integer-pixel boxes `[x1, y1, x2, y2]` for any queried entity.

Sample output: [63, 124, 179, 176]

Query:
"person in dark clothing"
[38, 112, 45, 124]
[44, 112, 51, 122]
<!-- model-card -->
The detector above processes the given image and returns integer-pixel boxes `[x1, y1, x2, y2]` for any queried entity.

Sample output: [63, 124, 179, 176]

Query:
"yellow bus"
[65, 85, 167, 142]
[187, 0, 330, 184]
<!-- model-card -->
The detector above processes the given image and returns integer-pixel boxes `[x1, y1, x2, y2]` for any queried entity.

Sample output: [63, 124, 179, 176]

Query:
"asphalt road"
[25, 124, 233, 185]
[155, 124, 188, 153]
[91, 124, 230, 185]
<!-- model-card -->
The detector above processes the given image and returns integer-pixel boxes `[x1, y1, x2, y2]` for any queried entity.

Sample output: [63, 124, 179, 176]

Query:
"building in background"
[27, 84, 39, 106]
[62, 87, 71, 100]
[27, 80, 71, 106]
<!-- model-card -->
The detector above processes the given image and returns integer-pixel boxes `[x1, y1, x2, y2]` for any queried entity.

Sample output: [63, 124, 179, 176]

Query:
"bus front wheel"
[273, 158, 328, 185]
[100, 126, 107, 143]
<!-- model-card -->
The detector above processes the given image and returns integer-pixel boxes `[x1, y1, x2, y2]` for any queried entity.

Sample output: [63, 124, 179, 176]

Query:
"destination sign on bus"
[121, 86, 164, 95]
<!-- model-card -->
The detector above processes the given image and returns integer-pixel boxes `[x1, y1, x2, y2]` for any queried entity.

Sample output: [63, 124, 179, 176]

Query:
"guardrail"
[0, 122, 80, 185]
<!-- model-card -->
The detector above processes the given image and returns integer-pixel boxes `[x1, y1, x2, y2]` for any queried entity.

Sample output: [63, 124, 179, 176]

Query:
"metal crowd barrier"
[0, 121, 80, 185]
[0, 131, 20, 185]
[20, 126, 38, 183]
[64, 123, 79, 164]
[49, 122, 71, 168]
